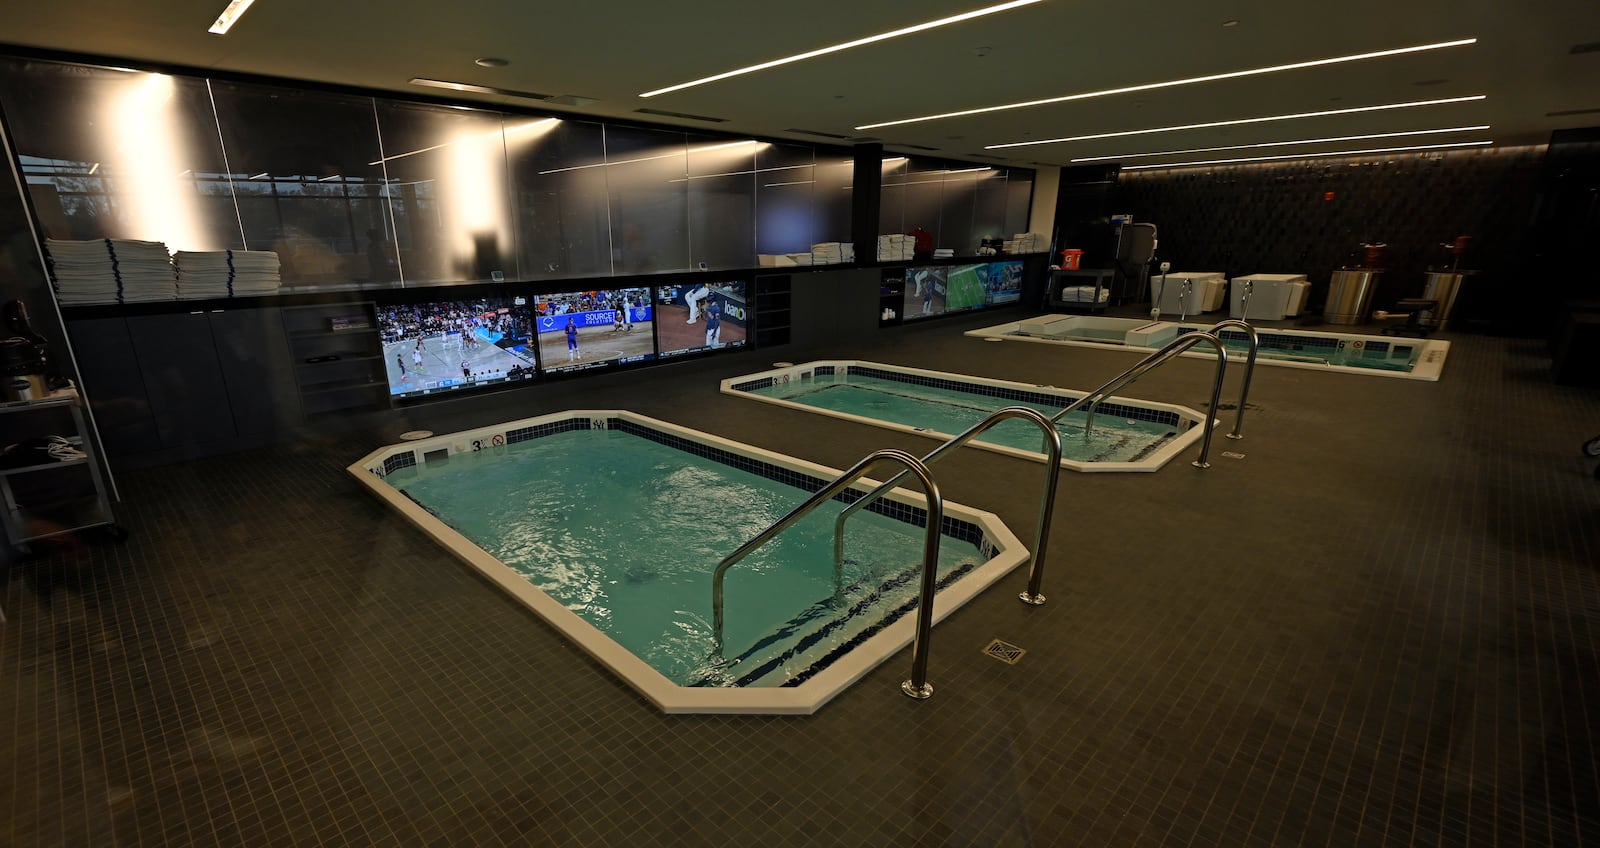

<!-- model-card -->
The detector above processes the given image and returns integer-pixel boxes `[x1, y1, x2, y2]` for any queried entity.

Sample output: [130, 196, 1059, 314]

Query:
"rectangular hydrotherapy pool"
[722, 361, 1211, 472]
[351, 412, 1026, 714]
[968, 315, 1450, 381]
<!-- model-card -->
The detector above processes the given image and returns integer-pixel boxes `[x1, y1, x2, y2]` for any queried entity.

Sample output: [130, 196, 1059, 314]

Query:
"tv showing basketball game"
[379, 295, 536, 399]
[532, 287, 655, 375]
[654, 280, 749, 358]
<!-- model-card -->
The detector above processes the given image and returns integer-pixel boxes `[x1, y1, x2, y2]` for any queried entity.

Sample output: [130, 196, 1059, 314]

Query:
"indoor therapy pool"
[966, 315, 1450, 381]
[723, 361, 1212, 472]
[351, 412, 1026, 714]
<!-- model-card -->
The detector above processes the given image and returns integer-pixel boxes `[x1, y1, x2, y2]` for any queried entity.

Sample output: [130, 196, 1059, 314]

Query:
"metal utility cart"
[0, 388, 122, 558]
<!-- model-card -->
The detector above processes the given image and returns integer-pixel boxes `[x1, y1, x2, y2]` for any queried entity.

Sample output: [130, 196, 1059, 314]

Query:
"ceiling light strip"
[986, 95, 1486, 149]
[208, 0, 258, 35]
[857, 37, 1477, 130]
[1070, 125, 1491, 162]
[640, 0, 1044, 98]
[1121, 140, 1493, 171]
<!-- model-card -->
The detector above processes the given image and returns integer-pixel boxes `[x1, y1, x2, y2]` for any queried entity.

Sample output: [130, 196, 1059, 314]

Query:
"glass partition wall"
[0, 55, 1034, 291]
[879, 155, 1034, 256]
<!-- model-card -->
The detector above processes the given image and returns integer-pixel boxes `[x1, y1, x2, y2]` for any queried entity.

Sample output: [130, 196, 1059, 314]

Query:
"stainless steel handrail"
[832, 406, 1063, 607]
[1199, 319, 1259, 439]
[710, 448, 947, 700]
[1047, 331, 1229, 467]
[1082, 331, 1229, 468]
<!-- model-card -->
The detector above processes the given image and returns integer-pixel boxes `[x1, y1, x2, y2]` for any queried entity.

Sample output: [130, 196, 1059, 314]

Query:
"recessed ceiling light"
[1120, 140, 1493, 171]
[857, 37, 1477, 130]
[639, 0, 1045, 98]
[475, 57, 510, 68]
[208, 0, 258, 34]
[985, 95, 1487, 149]
[1070, 125, 1492, 162]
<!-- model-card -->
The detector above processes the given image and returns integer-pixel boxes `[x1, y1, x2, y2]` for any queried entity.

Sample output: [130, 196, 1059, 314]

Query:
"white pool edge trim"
[349, 409, 1028, 715]
[720, 360, 1213, 473]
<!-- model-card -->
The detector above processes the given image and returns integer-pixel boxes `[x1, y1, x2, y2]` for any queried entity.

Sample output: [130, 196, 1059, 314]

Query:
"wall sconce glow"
[102, 73, 210, 252]
[1120, 140, 1493, 171]
[207, 0, 258, 34]
[986, 95, 1486, 149]
[858, 37, 1477, 130]
[640, 0, 1044, 98]
[1070, 125, 1492, 163]
[443, 125, 510, 265]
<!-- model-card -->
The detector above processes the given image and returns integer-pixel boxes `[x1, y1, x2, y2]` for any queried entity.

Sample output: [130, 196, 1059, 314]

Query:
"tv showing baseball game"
[379, 295, 536, 399]
[532, 286, 655, 375]
[654, 280, 749, 358]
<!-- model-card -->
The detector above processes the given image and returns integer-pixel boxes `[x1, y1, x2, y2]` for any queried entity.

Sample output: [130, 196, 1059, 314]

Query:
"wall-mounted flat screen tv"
[379, 296, 536, 399]
[532, 286, 655, 375]
[654, 280, 749, 358]
[983, 259, 1025, 305]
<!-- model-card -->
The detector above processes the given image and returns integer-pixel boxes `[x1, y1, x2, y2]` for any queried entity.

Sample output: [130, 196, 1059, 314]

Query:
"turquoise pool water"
[384, 428, 982, 687]
[1170, 329, 1421, 372]
[746, 373, 1178, 463]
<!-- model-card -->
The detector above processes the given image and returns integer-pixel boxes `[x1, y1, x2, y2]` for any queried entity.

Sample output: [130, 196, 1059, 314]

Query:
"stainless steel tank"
[1324, 269, 1382, 325]
[1420, 271, 1473, 330]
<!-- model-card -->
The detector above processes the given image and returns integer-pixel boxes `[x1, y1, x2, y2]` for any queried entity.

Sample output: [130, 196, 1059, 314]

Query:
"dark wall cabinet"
[67, 308, 301, 468]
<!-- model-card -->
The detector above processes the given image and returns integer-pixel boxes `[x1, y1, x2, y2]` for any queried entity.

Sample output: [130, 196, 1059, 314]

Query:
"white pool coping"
[349, 410, 1028, 715]
[721, 360, 1213, 473]
[964, 315, 1450, 381]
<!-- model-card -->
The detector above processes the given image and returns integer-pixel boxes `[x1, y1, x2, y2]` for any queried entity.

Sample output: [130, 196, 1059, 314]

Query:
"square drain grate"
[982, 639, 1026, 665]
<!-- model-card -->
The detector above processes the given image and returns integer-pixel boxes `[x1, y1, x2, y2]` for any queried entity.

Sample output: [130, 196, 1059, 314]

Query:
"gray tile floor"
[3, 309, 1598, 846]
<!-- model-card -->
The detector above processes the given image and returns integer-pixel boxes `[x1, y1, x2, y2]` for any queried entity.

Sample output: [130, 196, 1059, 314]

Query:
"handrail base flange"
[901, 680, 934, 700]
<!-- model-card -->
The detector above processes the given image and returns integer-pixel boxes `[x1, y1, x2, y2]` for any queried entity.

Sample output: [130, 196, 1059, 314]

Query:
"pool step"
[692, 557, 978, 689]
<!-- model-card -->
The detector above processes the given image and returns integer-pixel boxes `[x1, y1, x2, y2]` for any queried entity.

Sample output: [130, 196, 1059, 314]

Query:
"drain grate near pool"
[982, 639, 1026, 665]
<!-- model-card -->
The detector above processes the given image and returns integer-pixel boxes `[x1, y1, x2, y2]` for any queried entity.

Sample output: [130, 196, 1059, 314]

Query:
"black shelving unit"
[280, 302, 389, 418]
[754, 275, 792, 347]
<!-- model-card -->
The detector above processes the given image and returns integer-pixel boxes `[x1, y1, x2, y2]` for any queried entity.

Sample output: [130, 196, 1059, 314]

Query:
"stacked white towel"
[46, 239, 177, 305]
[932, 248, 954, 258]
[877, 233, 915, 261]
[174, 250, 282, 299]
[1003, 232, 1046, 253]
[809, 242, 855, 265]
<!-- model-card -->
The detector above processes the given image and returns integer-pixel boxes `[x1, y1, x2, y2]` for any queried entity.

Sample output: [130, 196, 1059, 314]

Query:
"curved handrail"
[1045, 331, 1228, 468]
[710, 448, 947, 699]
[1083, 331, 1229, 468]
[832, 406, 1063, 606]
[1198, 319, 1259, 439]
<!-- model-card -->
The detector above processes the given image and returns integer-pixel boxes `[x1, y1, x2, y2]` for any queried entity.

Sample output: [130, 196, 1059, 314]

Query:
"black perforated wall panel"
[1113, 146, 1547, 318]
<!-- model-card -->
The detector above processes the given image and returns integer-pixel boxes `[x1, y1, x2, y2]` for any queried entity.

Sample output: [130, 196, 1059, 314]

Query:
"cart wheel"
[1585, 435, 1600, 458]
[101, 524, 129, 542]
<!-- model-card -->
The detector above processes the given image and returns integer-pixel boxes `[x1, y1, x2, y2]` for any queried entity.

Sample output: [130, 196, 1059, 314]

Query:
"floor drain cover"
[982, 639, 1026, 665]
[399, 430, 434, 441]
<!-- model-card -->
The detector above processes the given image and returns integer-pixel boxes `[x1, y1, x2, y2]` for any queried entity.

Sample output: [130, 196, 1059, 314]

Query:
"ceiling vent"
[784, 128, 852, 139]
[849, 136, 882, 143]
[1546, 107, 1600, 117]
[895, 143, 941, 151]
[634, 108, 728, 123]
[547, 94, 601, 107]
[1571, 42, 1600, 55]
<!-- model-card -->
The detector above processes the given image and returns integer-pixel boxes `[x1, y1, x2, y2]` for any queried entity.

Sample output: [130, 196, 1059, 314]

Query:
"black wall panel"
[1112, 146, 1547, 320]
